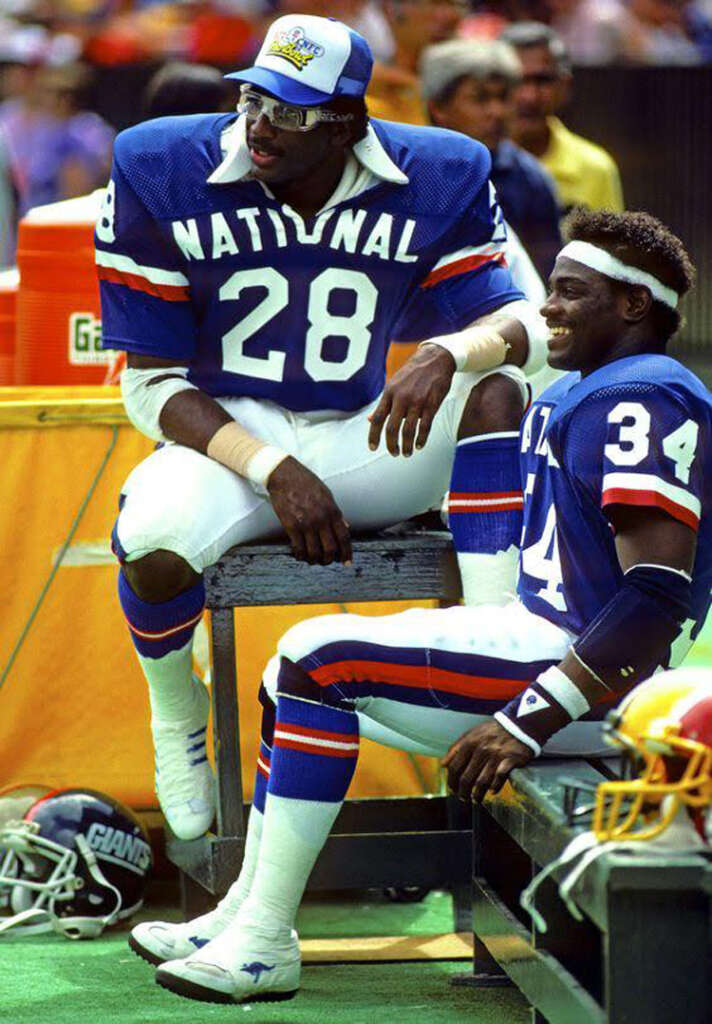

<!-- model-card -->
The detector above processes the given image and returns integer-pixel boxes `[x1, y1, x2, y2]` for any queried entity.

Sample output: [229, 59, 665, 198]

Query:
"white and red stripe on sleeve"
[421, 242, 507, 290]
[601, 471, 701, 531]
[95, 249, 190, 302]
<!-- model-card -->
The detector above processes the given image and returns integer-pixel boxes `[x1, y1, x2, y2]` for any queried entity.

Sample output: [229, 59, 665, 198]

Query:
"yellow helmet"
[594, 668, 712, 842]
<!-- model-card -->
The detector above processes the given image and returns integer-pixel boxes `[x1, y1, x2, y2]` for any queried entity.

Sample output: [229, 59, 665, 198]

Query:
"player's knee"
[278, 614, 350, 664]
[122, 549, 200, 604]
[261, 655, 280, 704]
[458, 373, 525, 440]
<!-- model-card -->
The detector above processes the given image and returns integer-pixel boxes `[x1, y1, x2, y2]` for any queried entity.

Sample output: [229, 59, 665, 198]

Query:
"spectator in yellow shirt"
[500, 21, 624, 213]
[367, 0, 464, 124]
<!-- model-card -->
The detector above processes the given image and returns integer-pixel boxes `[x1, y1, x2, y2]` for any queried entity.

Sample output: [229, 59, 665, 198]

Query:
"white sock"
[238, 794, 341, 932]
[458, 544, 519, 606]
[139, 641, 199, 723]
[219, 805, 264, 912]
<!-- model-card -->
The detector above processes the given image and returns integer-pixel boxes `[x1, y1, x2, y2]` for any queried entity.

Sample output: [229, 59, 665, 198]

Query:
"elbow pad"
[121, 366, 198, 441]
[494, 563, 692, 755]
[498, 298, 548, 377]
[573, 563, 692, 694]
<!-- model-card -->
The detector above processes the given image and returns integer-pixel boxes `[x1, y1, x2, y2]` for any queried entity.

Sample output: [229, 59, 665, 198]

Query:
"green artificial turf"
[0, 891, 530, 1023]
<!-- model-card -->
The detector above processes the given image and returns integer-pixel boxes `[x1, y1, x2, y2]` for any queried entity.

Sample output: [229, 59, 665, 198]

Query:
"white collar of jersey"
[207, 115, 408, 188]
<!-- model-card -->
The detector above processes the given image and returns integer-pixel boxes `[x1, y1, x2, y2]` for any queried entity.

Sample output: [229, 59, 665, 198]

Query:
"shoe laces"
[154, 723, 209, 800]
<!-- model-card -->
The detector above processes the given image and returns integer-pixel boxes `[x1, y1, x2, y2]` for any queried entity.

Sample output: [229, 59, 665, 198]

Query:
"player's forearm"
[162, 390, 289, 487]
[159, 388, 233, 451]
[494, 563, 693, 755]
[420, 299, 547, 377]
[121, 361, 288, 486]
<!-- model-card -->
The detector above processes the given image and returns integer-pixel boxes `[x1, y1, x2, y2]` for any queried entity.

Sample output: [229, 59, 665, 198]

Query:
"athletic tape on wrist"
[207, 421, 288, 486]
[420, 324, 509, 373]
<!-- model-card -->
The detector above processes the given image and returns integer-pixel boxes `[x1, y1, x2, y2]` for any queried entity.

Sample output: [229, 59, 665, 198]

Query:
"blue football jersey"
[518, 354, 712, 653]
[95, 114, 523, 412]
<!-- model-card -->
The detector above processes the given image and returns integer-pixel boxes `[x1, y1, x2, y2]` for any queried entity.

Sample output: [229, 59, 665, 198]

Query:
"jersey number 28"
[220, 268, 378, 383]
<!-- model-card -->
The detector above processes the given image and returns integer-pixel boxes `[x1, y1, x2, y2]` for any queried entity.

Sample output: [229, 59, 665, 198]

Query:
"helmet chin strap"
[522, 799, 709, 934]
[51, 835, 123, 940]
[0, 906, 53, 936]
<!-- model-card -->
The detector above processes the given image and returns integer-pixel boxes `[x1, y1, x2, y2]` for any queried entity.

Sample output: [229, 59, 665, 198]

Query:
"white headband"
[558, 240, 679, 309]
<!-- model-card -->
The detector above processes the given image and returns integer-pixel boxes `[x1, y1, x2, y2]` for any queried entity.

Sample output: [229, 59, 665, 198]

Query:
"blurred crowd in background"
[1, 0, 711, 268]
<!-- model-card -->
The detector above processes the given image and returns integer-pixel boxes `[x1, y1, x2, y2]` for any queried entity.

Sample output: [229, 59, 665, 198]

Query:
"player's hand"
[368, 344, 455, 456]
[267, 456, 352, 566]
[442, 719, 533, 803]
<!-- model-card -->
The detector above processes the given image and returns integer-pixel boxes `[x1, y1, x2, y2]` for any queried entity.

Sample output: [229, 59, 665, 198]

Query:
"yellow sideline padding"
[0, 387, 439, 808]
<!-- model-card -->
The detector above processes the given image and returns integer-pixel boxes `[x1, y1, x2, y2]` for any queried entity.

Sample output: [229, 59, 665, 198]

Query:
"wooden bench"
[455, 757, 712, 1023]
[166, 529, 473, 925]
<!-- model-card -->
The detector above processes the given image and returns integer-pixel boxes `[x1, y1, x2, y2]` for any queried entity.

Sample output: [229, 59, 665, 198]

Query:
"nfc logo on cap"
[68, 311, 116, 365]
[267, 25, 325, 72]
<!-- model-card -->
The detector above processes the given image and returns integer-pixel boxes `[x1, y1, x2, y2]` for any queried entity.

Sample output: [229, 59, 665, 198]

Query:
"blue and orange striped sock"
[118, 568, 205, 722]
[447, 431, 523, 605]
[238, 660, 359, 930]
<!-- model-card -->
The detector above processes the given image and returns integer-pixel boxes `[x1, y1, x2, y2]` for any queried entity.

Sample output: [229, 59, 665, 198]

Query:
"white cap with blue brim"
[226, 14, 373, 107]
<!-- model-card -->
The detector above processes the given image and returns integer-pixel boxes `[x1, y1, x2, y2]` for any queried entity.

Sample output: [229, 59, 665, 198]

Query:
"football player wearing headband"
[98, 12, 549, 857]
[129, 209, 712, 1005]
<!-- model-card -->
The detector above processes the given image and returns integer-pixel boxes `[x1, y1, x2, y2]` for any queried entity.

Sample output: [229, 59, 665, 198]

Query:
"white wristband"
[244, 444, 289, 488]
[535, 666, 590, 721]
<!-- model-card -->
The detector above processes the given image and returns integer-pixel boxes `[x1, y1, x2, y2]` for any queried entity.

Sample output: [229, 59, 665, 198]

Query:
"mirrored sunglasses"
[238, 87, 354, 133]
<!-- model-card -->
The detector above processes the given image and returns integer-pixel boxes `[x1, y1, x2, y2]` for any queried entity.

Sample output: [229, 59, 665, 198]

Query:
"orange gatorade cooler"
[0, 268, 18, 384]
[14, 190, 118, 384]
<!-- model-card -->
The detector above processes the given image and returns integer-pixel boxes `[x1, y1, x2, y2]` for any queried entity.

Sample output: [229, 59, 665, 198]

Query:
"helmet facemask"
[0, 820, 121, 938]
[594, 725, 712, 841]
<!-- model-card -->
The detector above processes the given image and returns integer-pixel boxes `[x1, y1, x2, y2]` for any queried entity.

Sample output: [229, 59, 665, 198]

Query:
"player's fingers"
[441, 741, 461, 767]
[302, 525, 322, 565]
[457, 756, 484, 802]
[368, 393, 391, 450]
[384, 396, 409, 456]
[285, 524, 307, 563]
[318, 522, 339, 566]
[414, 402, 437, 451]
[490, 762, 515, 795]
[332, 515, 352, 565]
[400, 408, 421, 458]
[471, 766, 496, 804]
[445, 747, 470, 794]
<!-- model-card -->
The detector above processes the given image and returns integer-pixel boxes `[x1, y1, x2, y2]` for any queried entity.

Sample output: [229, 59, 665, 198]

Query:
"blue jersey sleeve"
[561, 383, 706, 533]
[95, 136, 198, 360]
[392, 181, 524, 342]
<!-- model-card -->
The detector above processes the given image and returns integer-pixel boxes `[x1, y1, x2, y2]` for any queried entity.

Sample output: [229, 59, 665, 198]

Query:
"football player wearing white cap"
[96, 14, 548, 854]
[128, 209, 712, 1005]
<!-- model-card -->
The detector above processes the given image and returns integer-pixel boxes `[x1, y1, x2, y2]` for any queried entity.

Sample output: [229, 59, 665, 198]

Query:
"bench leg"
[179, 870, 216, 920]
[210, 608, 245, 840]
[453, 803, 511, 988]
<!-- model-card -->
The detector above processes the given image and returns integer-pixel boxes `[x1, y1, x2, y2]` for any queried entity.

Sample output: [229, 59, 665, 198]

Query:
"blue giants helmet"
[0, 788, 153, 939]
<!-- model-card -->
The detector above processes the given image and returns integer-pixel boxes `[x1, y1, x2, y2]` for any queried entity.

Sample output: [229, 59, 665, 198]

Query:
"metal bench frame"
[456, 758, 712, 1023]
[166, 530, 473, 924]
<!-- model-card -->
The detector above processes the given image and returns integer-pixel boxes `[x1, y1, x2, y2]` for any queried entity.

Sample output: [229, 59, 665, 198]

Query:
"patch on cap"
[267, 24, 325, 73]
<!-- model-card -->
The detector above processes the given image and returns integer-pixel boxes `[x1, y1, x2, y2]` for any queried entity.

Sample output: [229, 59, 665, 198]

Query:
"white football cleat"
[128, 880, 247, 966]
[152, 677, 215, 840]
[155, 917, 301, 1004]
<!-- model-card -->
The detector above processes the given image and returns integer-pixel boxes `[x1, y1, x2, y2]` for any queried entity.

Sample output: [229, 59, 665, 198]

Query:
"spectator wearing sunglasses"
[501, 21, 624, 214]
